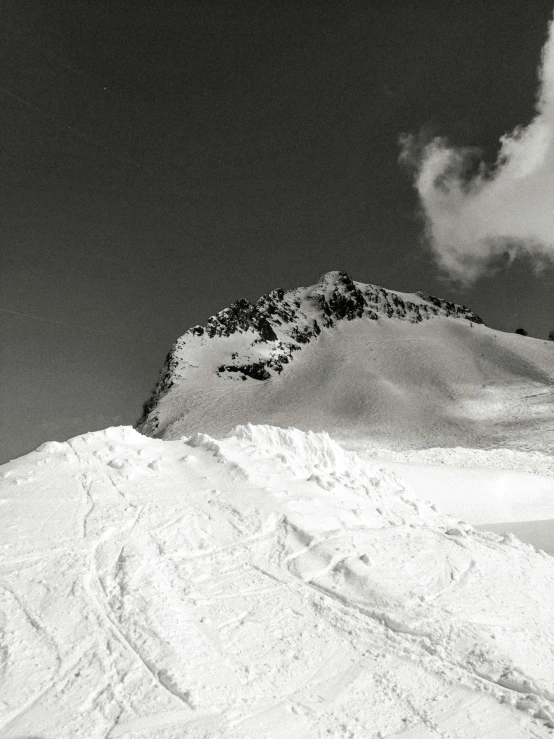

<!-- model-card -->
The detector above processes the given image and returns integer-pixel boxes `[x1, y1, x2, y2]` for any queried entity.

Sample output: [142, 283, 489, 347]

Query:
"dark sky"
[2, 0, 554, 463]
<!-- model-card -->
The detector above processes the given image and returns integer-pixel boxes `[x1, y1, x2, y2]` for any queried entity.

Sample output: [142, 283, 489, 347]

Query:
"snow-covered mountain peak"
[139, 271, 483, 436]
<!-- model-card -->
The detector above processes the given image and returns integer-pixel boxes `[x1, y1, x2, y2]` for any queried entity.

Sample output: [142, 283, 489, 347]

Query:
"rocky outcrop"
[137, 271, 483, 434]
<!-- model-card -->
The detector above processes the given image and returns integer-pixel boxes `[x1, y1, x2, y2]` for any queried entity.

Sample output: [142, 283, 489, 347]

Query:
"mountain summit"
[138, 271, 487, 437]
[138, 271, 553, 451]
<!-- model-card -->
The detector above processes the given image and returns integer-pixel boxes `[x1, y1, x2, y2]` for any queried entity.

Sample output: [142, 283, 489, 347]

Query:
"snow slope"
[365, 449, 554, 525]
[2, 424, 554, 738]
[139, 271, 554, 453]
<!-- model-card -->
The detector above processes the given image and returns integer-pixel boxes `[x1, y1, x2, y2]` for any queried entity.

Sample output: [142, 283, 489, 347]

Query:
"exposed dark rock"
[415, 291, 483, 324]
[257, 316, 278, 342]
[218, 362, 271, 381]
[206, 299, 256, 338]
[291, 324, 316, 344]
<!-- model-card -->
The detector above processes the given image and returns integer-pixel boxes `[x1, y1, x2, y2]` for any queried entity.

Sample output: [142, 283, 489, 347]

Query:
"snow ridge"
[138, 271, 482, 435]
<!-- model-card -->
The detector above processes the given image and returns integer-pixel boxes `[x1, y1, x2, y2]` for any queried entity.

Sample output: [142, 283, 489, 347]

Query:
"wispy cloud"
[400, 15, 554, 285]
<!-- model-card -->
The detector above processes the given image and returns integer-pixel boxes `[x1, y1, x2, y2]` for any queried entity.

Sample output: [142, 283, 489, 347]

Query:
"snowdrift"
[2, 424, 554, 737]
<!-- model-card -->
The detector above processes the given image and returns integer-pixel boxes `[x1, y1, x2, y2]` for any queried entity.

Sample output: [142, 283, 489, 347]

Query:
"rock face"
[138, 271, 482, 436]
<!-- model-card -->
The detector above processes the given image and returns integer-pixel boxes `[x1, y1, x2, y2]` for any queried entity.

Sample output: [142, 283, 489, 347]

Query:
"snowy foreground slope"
[139, 271, 554, 452]
[2, 424, 554, 738]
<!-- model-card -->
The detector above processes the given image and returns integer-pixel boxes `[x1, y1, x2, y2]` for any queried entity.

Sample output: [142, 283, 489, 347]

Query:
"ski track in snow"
[1, 424, 554, 737]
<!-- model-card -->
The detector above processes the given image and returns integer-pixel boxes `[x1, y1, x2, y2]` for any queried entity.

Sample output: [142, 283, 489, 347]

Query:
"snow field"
[155, 318, 554, 455]
[1, 424, 554, 737]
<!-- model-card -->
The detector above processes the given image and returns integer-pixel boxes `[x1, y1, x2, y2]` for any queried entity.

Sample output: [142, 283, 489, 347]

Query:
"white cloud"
[401, 15, 554, 285]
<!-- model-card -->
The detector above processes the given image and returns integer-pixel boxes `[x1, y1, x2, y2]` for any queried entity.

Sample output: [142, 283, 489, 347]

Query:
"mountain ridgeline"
[138, 271, 483, 438]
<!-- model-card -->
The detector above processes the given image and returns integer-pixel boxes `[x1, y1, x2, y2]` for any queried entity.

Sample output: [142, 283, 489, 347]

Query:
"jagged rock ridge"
[138, 271, 482, 435]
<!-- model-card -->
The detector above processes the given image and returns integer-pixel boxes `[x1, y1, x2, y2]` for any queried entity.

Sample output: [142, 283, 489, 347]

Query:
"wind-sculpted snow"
[233, 423, 382, 477]
[2, 424, 554, 737]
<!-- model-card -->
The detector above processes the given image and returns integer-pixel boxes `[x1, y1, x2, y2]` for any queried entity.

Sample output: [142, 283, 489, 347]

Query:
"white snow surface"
[2, 423, 554, 738]
[152, 312, 554, 453]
